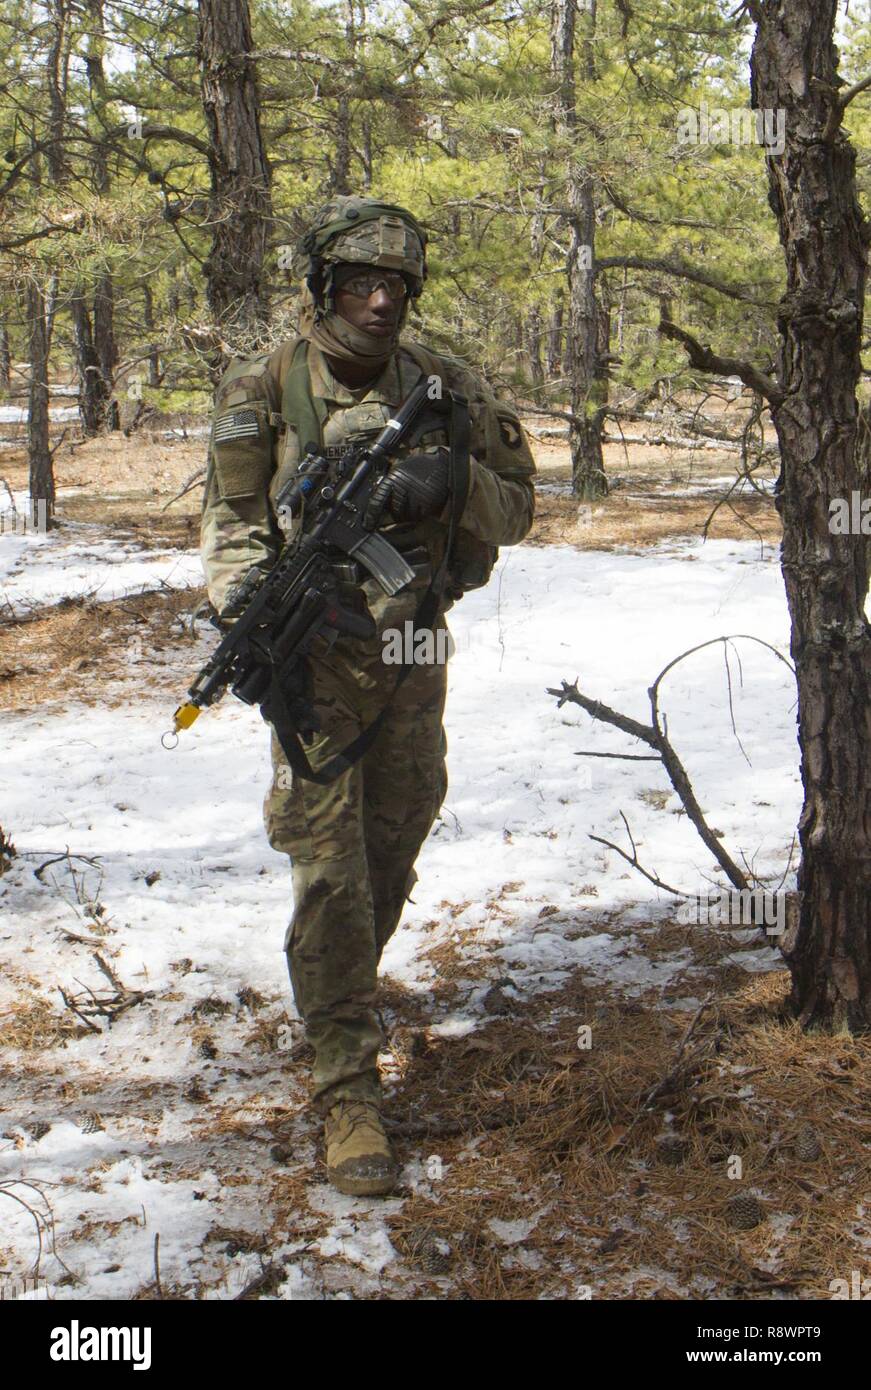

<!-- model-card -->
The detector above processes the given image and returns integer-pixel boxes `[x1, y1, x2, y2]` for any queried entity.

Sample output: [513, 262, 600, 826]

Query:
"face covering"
[296, 275, 410, 366]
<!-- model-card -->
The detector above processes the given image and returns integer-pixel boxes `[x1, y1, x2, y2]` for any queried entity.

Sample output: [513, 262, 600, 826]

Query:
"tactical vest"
[275, 336, 498, 598]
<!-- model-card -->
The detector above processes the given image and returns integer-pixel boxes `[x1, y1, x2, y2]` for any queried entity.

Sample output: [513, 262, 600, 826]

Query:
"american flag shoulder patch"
[214, 407, 261, 443]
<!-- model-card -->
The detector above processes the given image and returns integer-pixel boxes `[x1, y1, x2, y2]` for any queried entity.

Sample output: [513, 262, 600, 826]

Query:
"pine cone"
[402, 1227, 454, 1275]
[726, 1192, 764, 1230]
[656, 1135, 687, 1167]
[482, 985, 512, 1016]
[794, 1124, 821, 1163]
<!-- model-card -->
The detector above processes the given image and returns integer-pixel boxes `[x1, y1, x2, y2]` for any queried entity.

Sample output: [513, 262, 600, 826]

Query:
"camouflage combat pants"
[263, 593, 449, 1114]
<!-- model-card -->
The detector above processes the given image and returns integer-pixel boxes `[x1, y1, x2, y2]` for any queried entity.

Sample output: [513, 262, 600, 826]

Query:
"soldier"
[201, 196, 536, 1196]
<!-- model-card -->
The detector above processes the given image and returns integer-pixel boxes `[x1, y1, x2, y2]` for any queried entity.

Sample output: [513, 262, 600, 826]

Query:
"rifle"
[165, 376, 469, 783]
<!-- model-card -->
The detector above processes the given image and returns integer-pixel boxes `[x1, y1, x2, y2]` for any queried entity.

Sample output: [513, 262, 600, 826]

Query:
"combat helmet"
[294, 195, 428, 311]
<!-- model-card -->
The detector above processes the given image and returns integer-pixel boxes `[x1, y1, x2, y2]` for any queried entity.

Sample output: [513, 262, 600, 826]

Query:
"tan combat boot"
[324, 1100, 399, 1197]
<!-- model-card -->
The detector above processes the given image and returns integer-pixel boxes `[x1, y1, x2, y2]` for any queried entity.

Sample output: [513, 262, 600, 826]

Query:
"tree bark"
[0, 320, 10, 391]
[27, 281, 55, 526]
[94, 271, 119, 429]
[330, 96, 352, 194]
[143, 282, 161, 387]
[45, 0, 70, 185]
[749, 0, 871, 1030]
[551, 0, 607, 500]
[198, 0, 272, 372]
[70, 291, 106, 435]
[86, 0, 119, 430]
[526, 187, 546, 392]
[546, 302, 563, 377]
[525, 307, 545, 392]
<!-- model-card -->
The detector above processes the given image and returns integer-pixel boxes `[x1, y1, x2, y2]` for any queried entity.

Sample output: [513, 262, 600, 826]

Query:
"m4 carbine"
[166, 376, 467, 774]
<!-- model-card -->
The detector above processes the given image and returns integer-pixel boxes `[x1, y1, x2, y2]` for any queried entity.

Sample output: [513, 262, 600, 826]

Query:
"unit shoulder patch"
[497, 414, 523, 450]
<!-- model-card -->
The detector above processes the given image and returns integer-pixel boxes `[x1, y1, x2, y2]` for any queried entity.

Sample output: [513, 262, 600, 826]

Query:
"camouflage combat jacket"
[200, 337, 536, 626]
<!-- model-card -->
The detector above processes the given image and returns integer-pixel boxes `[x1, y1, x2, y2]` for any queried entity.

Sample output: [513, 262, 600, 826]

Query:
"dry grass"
[529, 483, 781, 552]
[0, 994, 90, 1050]
[1, 431, 203, 502]
[0, 586, 207, 710]
[375, 967, 871, 1300]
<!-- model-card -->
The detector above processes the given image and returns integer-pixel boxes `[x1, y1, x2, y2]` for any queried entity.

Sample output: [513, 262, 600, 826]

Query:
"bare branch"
[658, 318, 784, 407]
[589, 812, 686, 898]
[598, 256, 773, 307]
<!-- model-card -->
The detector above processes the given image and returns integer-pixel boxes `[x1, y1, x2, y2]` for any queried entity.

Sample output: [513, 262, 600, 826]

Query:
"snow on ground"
[0, 405, 80, 424]
[0, 529, 802, 1297]
[0, 520, 202, 612]
[536, 473, 778, 499]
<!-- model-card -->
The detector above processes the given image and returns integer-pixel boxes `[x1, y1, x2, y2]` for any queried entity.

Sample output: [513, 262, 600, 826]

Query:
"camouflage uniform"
[200, 218, 536, 1116]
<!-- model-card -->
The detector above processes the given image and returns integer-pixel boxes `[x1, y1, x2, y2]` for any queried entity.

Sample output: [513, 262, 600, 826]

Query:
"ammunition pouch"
[445, 530, 498, 599]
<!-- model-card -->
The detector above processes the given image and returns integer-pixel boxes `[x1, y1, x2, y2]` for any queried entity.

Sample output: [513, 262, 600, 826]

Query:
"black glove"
[365, 449, 450, 528]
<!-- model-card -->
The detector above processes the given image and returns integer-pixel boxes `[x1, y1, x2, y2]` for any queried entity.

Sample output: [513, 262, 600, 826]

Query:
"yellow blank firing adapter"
[173, 703, 201, 732]
[161, 702, 201, 750]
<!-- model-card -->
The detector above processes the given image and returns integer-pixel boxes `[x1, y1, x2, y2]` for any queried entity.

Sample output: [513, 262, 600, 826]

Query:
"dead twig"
[153, 1234, 163, 1300]
[607, 994, 718, 1151]
[574, 749, 661, 762]
[589, 811, 686, 898]
[58, 988, 101, 1033]
[34, 851, 102, 884]
[59, 953, 150, 1031]
[549, 635, 796, 908]
[161, 465, 206, 511]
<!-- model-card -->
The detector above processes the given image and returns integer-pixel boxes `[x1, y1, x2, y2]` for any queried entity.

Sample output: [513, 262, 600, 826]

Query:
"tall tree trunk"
[329, 3, 358, 195]
[616, 266, 628, 355]
[198, 0, 272, 373]
[70, 291, 106, 435]
[330, 94, 352, 194]
[551, 0, 607, 499]
[45, 0, 69, 184]
[27, 281, 55, 526]
[749, 0, 871, 1030]
[143, 283, 161, 387]
[546, 302, 563, 378]
[0, 320, 10, 391]
[526, 187, 546, 393]
[85, 0, 119, 431]
[360, 113, 372, 190]
[525, 308, 545, 393]
[94, 271, 119, 429]
[29, 4, 69, 515]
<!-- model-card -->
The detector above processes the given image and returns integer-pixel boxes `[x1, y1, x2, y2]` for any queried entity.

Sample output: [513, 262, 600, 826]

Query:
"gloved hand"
[364, 448, 450, 528]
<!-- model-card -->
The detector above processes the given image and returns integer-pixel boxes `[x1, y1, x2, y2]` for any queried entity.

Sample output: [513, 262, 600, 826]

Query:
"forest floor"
[0, 405, 869, 1302]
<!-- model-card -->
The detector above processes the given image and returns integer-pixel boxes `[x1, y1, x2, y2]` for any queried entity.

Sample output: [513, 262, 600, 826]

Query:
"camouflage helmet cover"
[294, 195, 428, 294]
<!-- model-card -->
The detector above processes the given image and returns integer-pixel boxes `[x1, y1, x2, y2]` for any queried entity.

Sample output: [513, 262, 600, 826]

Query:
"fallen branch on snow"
[548, 634, 796, 914]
